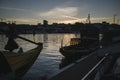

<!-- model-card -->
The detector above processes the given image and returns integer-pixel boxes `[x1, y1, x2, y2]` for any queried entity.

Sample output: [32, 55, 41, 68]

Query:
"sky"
[0, 0, 120, 24]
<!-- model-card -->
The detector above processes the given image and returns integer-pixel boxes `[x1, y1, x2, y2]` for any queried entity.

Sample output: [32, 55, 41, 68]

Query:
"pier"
[48, 43, 120, 80]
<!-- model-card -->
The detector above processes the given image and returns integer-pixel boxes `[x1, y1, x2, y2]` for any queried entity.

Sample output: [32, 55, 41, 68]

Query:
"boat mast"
[113, 14, 117, 24]
[86, 14, 91, 24]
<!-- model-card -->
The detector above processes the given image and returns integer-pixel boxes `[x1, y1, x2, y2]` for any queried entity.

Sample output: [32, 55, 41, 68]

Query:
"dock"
[48, 43, 120, 80]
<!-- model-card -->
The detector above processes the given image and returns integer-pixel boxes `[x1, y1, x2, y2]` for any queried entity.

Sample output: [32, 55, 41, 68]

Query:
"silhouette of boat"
[0, 43, 43, 79]
[60, 37, 99, 59]
[60, 25, 100, 59]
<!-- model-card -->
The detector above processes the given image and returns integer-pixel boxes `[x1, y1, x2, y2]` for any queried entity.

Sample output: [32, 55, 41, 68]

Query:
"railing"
[81, 53, 111, 80]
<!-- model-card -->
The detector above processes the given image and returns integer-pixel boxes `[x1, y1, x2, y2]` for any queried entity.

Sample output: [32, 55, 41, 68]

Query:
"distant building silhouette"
[43, 20, 48, 26]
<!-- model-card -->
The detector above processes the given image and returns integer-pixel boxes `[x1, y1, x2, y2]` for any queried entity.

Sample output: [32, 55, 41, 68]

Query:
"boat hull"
[0, 43, 43, 78]
[60, 45, 97, 59]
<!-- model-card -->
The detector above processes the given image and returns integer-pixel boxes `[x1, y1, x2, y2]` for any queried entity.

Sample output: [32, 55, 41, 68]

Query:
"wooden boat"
[60, 25, 100, 59]
[60, 38, 99, 59]
[0, 43, 43, 79]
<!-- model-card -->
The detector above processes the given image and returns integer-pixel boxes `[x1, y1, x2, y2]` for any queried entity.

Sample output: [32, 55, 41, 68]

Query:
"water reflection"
[0, 33, 79, 80]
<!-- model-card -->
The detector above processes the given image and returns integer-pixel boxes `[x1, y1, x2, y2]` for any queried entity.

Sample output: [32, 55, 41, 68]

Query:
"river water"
[0, 33, 80, 80]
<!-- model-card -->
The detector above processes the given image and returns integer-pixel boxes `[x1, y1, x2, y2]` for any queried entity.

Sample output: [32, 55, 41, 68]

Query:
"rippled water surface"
[0, 34, 80, 80]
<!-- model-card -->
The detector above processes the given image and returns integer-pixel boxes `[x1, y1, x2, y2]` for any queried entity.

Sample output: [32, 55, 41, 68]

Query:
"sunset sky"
[0, 0, 120, 24]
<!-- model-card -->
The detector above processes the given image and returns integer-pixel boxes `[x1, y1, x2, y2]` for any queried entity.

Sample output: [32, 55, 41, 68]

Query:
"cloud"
[0, 7, 26, 11]
[58, 18, 86, 24]
[38, 6, 110, 24]
[58, 17, 111, 24]
[6, 18, 38, 24]
[39, 7, 78, 20]
[62, 15, 80, 20]
[1, 6, 111, 24]
[91, 17, 110, 21]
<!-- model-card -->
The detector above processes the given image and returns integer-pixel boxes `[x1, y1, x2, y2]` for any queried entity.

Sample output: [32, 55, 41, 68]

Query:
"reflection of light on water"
[22, 34, 78, 80]
[0, 34, 79, 80]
